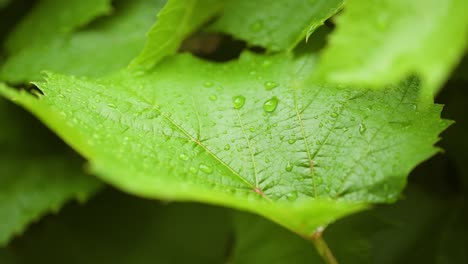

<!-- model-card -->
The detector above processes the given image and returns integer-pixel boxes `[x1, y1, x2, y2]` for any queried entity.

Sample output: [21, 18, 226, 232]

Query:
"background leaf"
[209, 0, 343, 51]
[317, 0, 468, 96]
[0, 0, 10, 9]
[0, 189, 232, 264]
[0, 87, 101, 246]
[129, 0, 225, 71]
[4, 0, 112, 53]
[0, 0, 166, 83]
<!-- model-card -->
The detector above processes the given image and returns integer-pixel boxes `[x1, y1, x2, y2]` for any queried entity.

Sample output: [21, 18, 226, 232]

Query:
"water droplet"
[209, 95, 217, 101]
[265, 157, 271, 163]
[204, 81, 213, 88]
[107, 103, 117, 108]
[224, 144, 231, 150]
[264, 81, 278, 90]
[189, 166, 197, 174]
[330, 112, 338, 118]
[263, 97, 279, 112]
[279, 135, 285, 140]
[233, 95, 246, 109]
[285, 161, 293, 172]
[359, 123, 367, 135]
[319, 122, 323, 128]
[262, 60, 272, 67]
[199, 164, 213, 174]
[216, 85, 223, 91]
[376, 14, 389, 31]
[250, 21, 263, 32]
[288, 138, 296, 145]
[179, 153, 189, 161]
[286, 191, 298, 201]
[249, 126, 256, 132]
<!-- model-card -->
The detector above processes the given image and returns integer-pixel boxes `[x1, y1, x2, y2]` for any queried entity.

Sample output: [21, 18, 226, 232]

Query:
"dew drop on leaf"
[263, 96, 279, 112]
[330, 112, 338, 118]
[287, 138, 296, 144]
[179, 153, 189, 161]
[199, 164, 213, 174]
[203, 81, 214, 88]
[189, 166, 197, 174]
[209, 95, 217, 101]
[224, 144, 230, 150]
[285, 161, 293, 172]
[359, 123, 367, 135]
[264, 81, 278, 90]
[233, 95, 246, 109]
[250, 21, 263, 32]
[286, 191, 298, 201]
[316, 177, 323, 184]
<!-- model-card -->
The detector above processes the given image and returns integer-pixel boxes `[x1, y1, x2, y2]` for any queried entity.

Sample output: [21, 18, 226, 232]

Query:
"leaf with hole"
[210, 0, 344, 51]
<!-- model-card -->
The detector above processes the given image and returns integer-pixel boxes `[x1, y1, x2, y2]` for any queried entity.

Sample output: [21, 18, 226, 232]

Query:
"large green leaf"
[4, 0, 112, 53]
[210, 0, 344, 51]
[0, 0, 165, 83]
[0, 89, 101, 246]
[129, 0, 224, 71]
[0, 51, 448, 236]
[317, 0, 468, 96]
[0, 189, 231, 264]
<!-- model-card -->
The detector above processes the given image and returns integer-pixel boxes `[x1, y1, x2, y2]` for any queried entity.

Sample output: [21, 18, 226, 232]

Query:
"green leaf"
[129, 0, 224, 71]
[0, 87, 101, 246]
[317, 0, 468, 96]
[210, 0, 344, 52]
[0, 189, 231, 264]
[0, 0, 166, 83]
[0, 51, 448, 236]
[4, 0, 112, 53]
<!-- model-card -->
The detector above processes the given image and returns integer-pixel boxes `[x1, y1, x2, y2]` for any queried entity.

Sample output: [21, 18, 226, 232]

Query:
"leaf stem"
[310, 227, 338, 264]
